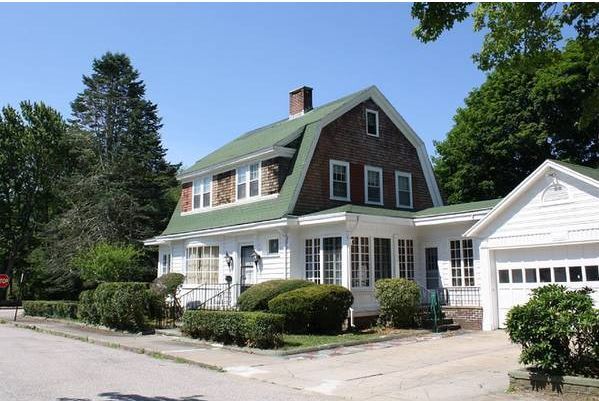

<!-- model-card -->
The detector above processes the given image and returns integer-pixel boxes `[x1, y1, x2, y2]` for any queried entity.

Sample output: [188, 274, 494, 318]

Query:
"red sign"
[0, 274, 9, 289]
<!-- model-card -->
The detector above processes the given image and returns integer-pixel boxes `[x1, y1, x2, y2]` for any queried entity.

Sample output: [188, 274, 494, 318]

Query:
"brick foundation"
[442, 306, 483, 330]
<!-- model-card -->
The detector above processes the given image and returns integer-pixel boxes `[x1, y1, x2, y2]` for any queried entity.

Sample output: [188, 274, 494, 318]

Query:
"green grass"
[281, 328, 428, 349]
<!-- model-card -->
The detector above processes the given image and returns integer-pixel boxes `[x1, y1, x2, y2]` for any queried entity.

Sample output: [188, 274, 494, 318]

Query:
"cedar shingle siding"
[213, 170, 235, 206]
[181, 182, 193, 212]
[261, 157, 290, 196]
[294, 99, 434, 215]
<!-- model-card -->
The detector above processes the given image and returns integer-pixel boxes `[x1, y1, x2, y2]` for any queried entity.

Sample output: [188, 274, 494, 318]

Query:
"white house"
[145, 86, 599, 330]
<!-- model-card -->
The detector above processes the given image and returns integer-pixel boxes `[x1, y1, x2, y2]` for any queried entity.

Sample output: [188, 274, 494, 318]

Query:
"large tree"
[434, 39, 599, 204]
[0, 102, 68, 298]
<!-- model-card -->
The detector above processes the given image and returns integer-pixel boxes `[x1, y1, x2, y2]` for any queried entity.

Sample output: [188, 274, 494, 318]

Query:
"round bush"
[268, 284, 354, 333]
[93, 282, 157, 331]
[237, 279, 315, 311]
[374, 278, 421, 328]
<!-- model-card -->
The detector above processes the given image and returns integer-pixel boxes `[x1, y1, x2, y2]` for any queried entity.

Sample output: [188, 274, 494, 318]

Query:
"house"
[145, 85, 599, 330]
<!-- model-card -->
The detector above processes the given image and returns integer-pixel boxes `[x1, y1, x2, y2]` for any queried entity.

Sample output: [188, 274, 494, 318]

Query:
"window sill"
[330, 196, 351, 202]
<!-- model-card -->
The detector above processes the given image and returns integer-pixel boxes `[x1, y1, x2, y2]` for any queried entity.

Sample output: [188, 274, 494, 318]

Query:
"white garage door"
[495, 244, 599, 328]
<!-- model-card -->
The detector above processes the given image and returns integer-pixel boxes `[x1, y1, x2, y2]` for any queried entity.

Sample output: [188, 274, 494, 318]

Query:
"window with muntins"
[305, 239, 321, 283]
[365, 166, 383, 205]
[330, 160, 350, 201]
[193, 176, 211, 210]
[398, 239, 414, 280]
[351, 237, 370, 287]
[186, 246, 219, 285]
[395, 171, 413, 208]
[374, 238, 392, 281]
[237, 162, 260, 200]
[450, 239, 474, 286]
[366, 109, 379, 137]
[323, 237, 342, 285]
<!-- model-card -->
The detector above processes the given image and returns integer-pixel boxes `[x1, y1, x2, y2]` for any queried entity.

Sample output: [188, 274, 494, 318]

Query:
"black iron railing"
[178, 283, 240, 311]
[419, 286, 481, 307]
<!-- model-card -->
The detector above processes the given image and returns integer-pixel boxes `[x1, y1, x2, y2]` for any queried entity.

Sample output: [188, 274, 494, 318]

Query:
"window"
[323, 237, 342, 285]
[585, 266, 599, 281]
[193, 176, 211, 210]
[395, 171, 413, 208]
[374, 238, 392, 280]
[186, 246, 219, 285]
[425, 247, 439, 289]
[525, 268, 537, 283]
[365, 109, 379, 137]
[364, 166, 383, 205]
[569, 266, 583, 282]
[351, 237, 370, 287]
[397, 239, 414, 280]
[268, 239, 279, 255]
[329, 160, 350, 201]
[498, 270, 510, 284]
[450, 239, 474, 286]
[539, 268, 552, 283]
[554, 267, 567, 282]
[305, 239, 321, 283]
[512, 269, 523, 283]
[161, 254, 171, 275]
[237, 162, 260, 200]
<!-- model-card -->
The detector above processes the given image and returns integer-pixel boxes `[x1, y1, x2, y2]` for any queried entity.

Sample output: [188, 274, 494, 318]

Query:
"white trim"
[414, 209, 491, 226]
[181, 193, 278, 216]
[266, 237, 280, 256]
[395, 171, 413, 209]
[192, 175, 212, 211]
[235, 161, 261, 202]
[329, 159, 351, 201]
[365, 108, 379, 137]
[364, 165, 383, 205]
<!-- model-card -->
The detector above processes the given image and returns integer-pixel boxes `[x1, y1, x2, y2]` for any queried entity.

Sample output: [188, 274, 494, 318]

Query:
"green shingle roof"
[552, 160, 599, 182]
[413, 198, 502, 217]
[180, 87, 372, 176]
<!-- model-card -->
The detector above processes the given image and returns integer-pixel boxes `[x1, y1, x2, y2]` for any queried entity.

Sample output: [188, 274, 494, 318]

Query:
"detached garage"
[465, 160, 599, 330]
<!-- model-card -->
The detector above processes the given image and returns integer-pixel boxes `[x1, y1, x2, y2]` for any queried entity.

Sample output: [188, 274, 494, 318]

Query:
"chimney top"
[289, 86, 313, 119]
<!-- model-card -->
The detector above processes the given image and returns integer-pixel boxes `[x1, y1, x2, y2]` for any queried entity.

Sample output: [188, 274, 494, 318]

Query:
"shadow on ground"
[58, 393, 205, 401]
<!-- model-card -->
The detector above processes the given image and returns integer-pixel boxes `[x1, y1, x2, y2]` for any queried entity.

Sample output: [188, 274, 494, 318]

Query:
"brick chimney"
[289, 86, 313, 118]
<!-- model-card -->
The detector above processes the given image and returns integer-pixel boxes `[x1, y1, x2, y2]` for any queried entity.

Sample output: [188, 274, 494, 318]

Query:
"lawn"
[281, 328, 430, 349]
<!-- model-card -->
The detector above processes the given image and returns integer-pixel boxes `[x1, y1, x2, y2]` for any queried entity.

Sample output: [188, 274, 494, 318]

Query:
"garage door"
[495, 244, 599, 328]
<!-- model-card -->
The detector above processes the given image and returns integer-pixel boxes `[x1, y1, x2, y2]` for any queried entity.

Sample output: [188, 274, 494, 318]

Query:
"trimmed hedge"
[374, 278, 421, 328]
[268, 284, 354, 333]
[23, 300, 78, 319]
[237, 279, 315, 311]
[181, 310, 284, 349]
[77, 289, 99, 324]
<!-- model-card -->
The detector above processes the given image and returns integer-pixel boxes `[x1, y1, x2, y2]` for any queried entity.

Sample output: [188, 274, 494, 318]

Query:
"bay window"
[374, 238, 392, 280]
[351, 237, 370, 287]
[398, 239, 414, 280]
[305, 236, 342, 285]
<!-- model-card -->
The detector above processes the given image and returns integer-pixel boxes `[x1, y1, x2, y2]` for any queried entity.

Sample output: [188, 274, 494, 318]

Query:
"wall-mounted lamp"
[251, 251, 261, 268]
[224, 252, 234, 269]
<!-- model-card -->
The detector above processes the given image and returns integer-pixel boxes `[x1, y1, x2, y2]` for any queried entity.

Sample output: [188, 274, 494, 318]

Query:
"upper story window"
[237, 162, 260, 200]
[365, 109, 379, 137]
[365, 165, 383, 205]
[193, 176, 211, 209]
[329, 160, 351, 201]
[395, 171, 413, 208]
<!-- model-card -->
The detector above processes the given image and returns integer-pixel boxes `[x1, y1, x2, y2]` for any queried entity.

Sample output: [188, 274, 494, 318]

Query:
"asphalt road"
[0, 324, 334, 401]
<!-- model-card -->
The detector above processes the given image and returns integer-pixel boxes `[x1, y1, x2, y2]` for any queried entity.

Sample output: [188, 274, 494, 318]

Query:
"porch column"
[342, 232, 351, 289]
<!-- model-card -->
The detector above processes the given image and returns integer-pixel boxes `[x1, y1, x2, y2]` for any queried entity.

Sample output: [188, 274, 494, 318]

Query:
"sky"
[0, 3, 486, 168]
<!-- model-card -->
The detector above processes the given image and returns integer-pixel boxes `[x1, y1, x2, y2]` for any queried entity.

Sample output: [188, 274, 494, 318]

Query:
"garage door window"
[553, 267, 567, 282]
[586, 266, 599, 281]
[539, 268, 552, 283]
[512, 269, 523, 283]
[569, 266, 583, 282]
[525, 268, 537, 283]
[498, 270, 509, 284]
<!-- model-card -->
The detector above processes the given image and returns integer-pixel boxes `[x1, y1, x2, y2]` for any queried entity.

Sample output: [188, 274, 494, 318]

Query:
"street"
[0, 324, 334, 401]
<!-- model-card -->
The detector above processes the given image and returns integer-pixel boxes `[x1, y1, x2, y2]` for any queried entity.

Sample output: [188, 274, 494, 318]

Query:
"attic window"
[366, 109, 379, 137]
[542, 183, 569, 204]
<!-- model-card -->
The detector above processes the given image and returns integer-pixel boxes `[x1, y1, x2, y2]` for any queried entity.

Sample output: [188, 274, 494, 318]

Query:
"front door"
[425, 247, 440, 289]
[240, 245, 255, 293]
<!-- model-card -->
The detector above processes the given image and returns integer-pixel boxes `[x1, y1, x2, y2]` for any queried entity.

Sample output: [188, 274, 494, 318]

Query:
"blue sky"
[0, 3, 485, 168]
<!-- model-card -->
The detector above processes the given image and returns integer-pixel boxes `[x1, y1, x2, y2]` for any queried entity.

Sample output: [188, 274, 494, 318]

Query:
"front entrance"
[240, 245, 255, 293]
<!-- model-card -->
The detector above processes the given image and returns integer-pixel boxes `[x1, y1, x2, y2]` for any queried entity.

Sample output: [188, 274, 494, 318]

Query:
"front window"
[323, 237, 342, 285]
[351, 237, 370, 287]
[365, 166, 383, 205]
[365, 109, 379, 137]
[425, 247, 439, 289]
[305, 239, 321, 283]
[329, 160, 350, 201]
[161, 253, 171, 275]
[450, 239, 474, 286]
[374, 238, 392, 281]
[237, 162, 260, 200]
[193, 176, 211, 210]
[398, 239, 414, 280]
[395, 171, 413, 208]
[186, 246, 219, 285]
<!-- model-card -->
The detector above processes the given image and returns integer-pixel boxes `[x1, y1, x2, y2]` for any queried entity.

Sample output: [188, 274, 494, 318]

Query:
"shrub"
[92, 282, 157, 331]
[374, 278, 421, 328]
[151, 273, 185, 298]
[23, 300, 78, 319]
[72, 242, 145, 283]
[77, 289, 100, 324]
[268, 284, 354, 333]
[181, 310, 284, 349]
[506, 285, 599, 377]
[237, 279, 315, 311]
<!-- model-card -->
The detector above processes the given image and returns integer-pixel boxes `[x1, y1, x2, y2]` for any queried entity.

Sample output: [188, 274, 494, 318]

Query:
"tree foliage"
[71, 242, 147, 284]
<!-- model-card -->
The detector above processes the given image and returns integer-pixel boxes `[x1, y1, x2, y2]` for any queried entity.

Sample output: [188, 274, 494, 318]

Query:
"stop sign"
[0, 274, 9, 289]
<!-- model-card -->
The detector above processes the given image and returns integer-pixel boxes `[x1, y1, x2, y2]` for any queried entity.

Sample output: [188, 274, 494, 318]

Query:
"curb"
[7, 320, 224, 372]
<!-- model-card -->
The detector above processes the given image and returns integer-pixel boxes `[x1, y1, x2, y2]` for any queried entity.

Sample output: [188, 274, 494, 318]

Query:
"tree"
[72, 242, 147, 284]
[0, 102, 68, 298]
[412, 2, 599, 71]
[434, 39, 599, 204]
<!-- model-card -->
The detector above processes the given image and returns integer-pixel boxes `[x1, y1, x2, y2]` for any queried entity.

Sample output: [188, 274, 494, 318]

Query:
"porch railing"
[419, 286, 481, 307]
[178, 283, 241, 311]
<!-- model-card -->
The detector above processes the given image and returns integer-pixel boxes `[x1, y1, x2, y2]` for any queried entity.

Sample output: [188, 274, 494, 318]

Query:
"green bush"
[506, 285, 599, 377]
[181, 310, 284, 349]
[23, 300, 78, 319]
[72, 242, 145, 283]
[237, 279, 315, 311]
[77, 289, 99, 324]
[151, 272, 185, 298]
[374, 278, 421, 328]
[92, 282, 158, 331]
[268, 284, 354, 333]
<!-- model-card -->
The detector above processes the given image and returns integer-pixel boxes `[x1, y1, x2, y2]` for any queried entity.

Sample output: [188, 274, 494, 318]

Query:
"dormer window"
[193, 176, 211, 209]
[237, 162, 260, 200]
[366, 109, 379, 137]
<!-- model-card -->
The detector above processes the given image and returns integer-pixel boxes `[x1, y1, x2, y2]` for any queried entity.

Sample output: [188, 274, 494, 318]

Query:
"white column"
[342, 232, 350, 289]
